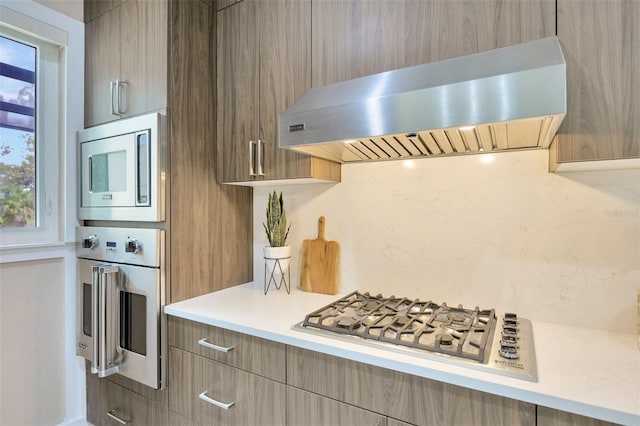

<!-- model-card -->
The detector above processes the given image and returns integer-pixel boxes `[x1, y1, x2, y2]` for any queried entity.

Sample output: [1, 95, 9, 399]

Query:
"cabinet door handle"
[257, 139, 265, 177]
[110, 80, 128, 116]
[116, 79, 128, 115]
[106, 410, 131, 425]
[110, 81, 118, 116]
[199, 391, 235, 410]
[198, 338, 234, 353]
[248, 140, 257, 177]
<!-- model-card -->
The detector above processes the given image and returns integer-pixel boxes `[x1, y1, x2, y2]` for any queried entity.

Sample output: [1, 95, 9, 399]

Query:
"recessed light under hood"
[279, 36, 566, 163]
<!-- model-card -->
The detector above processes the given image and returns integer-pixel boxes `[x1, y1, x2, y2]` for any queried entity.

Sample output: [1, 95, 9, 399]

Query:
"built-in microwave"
[78, 112, 165, 222]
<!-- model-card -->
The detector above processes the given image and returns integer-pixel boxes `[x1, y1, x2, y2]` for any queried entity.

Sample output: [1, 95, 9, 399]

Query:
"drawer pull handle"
[198, 338, 234, 353]
[106, 410, 131, 425]
[199, 391, 235, 410]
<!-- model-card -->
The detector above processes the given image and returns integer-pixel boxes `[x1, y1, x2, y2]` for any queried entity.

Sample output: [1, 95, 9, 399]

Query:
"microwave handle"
[97, 264, 120, 378]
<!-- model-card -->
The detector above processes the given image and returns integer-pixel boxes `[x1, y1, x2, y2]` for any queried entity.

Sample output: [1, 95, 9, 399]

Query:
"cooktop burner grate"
[296, 291, 538, 382]
[302, 291, 497, 363]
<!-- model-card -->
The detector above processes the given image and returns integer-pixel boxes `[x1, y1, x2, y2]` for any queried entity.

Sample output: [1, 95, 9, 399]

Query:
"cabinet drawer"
[287, 386, 386, 426]
[168, 316, 286, 382]
[99, 380, 168, 426]
[287, 346, 535, 426]
[85, 361, 168, 426]
[169, 347, 286, 426]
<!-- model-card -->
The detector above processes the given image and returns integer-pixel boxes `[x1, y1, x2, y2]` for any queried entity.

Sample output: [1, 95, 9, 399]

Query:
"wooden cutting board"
[300, 216, 340, 295]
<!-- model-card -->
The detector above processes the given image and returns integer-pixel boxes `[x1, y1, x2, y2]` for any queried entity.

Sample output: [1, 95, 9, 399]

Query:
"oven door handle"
[97, 264, 120, 378]
[91, 265, 100, 374]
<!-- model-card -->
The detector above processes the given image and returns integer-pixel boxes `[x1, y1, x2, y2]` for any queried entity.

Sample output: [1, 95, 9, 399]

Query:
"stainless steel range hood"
[279, 36, 566, 163]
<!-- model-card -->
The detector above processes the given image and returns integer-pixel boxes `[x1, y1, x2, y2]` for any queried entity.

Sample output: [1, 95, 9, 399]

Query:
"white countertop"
[164, 282, 640, 425]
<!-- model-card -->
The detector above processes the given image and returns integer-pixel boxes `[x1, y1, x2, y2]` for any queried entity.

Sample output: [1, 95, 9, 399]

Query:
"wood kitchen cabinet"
[85, 362, 169, 426]
[216, 0, 340, 184]
[168, 318, 287, 426]
[537, 406, 620, 426]
[551, 0, 640, 169]
[311, 0, 556, 87]
[83, 0, 254, 421]
[287, 386, 386, 426]
[84, 0, 167, 127]
[84, 0, 121, 24]
[168, 316, 286, 382]
[287, 346, 536, 426]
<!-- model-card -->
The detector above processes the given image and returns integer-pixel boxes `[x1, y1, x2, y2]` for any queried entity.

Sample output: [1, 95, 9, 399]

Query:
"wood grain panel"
[120, 0, 168, 119]
[387, 419, 415, 426]
[311, 0, 555, 86]
[168, 316, 286, 382]
[215, 0, 242, 11]
[216, 0, 258, 183]
[557, 0, 640, 162]
[169, 347, 286, 426]
[537, 406, 620, 426]
[84, 6, 120, 127]
[258, 0, 329, 181]
[168, 0, 253, 303]
[287, 346, 535, 426]
[86, 361, 105, 426]
[169, 410, 200, 426]
[216, 0, 340, 184]
[102, 380, 168, 426]
[85, 0, 121, 23]
[287, 386, 387, 426]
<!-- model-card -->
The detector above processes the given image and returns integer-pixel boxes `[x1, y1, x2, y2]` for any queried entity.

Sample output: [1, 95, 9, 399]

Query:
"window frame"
[0, 3, 83, 249]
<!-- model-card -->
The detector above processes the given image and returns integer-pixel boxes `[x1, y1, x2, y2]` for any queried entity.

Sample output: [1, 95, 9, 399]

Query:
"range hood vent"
[279, 37, 566, 164]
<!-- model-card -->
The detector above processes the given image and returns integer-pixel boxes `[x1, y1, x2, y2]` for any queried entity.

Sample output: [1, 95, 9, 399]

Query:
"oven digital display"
[106, 241, 116, 248]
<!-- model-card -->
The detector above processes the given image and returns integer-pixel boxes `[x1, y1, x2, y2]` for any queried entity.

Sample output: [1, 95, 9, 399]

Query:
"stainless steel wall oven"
[76, 226, 165, 389]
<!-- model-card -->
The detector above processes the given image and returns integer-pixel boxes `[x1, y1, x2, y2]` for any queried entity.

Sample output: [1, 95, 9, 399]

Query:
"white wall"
[0, 259, 66, 425]
[253, 150, 640, 334]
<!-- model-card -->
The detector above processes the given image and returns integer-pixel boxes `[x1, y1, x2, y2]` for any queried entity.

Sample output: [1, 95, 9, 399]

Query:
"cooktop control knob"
[83, 235, 98, 249]
[499, 313, 520, 359]
[125, 239, 141, 254]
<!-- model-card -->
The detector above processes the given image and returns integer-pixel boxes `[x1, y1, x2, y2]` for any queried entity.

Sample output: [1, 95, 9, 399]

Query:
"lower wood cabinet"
[168, 316, 286, 382]
[287, 346, 536, 426]
[169, 347, 286, 426]
[85, 362, 168, 426]
[537, 406, 620, 426]
[287, 386, 386, 426]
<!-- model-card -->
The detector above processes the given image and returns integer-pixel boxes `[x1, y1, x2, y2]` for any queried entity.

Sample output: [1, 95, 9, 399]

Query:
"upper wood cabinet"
[552, 0, 639, 168]
[84, 0, 167, 127]
[311, 0, 556, 86]
[216, 0, 341, 185]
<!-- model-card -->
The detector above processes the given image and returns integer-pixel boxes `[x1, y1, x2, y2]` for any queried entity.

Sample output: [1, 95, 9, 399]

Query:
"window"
[0, 36, 37, 228]
[0, 12, 62, 246]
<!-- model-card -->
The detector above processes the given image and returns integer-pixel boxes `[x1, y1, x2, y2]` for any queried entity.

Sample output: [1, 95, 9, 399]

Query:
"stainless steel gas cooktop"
[294, 291, 537, 382]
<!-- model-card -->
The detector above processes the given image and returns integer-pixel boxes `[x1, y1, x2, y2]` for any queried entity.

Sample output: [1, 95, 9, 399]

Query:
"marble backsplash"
[253, 150, 640, 334]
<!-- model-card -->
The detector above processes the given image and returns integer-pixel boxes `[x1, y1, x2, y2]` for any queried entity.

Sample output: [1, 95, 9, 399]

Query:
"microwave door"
[81, 133, 137, 209]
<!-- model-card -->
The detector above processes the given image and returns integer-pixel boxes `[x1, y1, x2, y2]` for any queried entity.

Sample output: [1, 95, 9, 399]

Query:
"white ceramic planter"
[263, 245, 291, 274]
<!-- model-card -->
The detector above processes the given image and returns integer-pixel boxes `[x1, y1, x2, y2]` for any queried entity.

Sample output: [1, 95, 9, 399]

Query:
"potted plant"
[262, 191, 292, 274]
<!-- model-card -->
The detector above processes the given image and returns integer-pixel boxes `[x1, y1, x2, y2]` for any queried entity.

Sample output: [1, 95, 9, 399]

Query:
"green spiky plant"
[263, 191, 291, 247]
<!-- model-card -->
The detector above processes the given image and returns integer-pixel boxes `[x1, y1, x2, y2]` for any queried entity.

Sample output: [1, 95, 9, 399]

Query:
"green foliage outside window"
[0, 134, 35, 227]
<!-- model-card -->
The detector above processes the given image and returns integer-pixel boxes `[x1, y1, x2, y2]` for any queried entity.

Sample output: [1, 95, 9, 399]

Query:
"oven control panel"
[76, 226, 163, 268]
